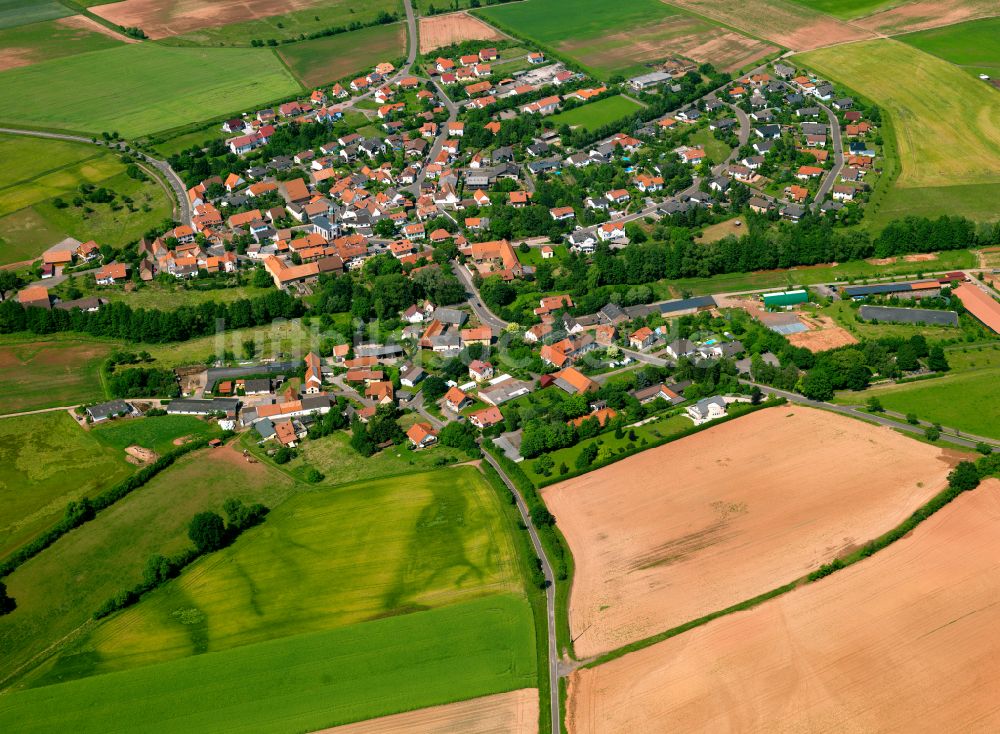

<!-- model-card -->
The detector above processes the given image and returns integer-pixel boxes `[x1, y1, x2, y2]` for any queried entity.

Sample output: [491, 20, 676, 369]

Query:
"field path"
[0, 405, 79, 420]
[0, 127, 190, 225]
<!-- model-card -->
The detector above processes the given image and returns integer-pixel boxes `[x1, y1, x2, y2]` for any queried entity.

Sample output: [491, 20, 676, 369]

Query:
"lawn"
[0, 595, 536, 734]
[689, 126, 732, 164]
[476, 0, 775, 78]
[0, 0, 71, 30]
[91, 415, 222, 456]
[0, 412, 132, 562]
[33, 465, 524, 683]
[651, 249, 977, 298]
[0, 446, 299, 688]
[278, 22, 407, 88]
[160, 0, 401, 47]
[0, 17, 123, 69]
[0, 338, 112, 413]
[0, 44, 302, 137]
[548, 95, 643, 132]
[843, 367, 1000, 439]
[899, 16, 1000, 79]
[797, 40, 1000, 190]
[523, 413, 692, 486]
[251, 429, 468, 485]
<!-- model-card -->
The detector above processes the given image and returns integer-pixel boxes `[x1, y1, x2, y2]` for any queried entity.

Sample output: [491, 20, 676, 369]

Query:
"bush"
[303, 467, 324, 483]
[273, 447, 293, 464]
[976, 442, 994, 456]
[906, 413, 919, 424]
[925, 426, 941, 441]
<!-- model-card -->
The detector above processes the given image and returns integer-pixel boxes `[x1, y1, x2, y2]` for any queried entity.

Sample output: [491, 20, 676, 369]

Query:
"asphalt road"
[482, 451, 561, 734]
[451, 260, 510, 332]
[409, 77, 459, 197]
[812, 102, 845, 211]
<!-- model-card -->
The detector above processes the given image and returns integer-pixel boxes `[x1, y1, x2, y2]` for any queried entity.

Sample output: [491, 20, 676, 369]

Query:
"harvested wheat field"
[568, 479, 1000, 734]
[90, 0, 325, 39]
[663, 0, 874, 51]
[543, 406, 960, 658]
[787, 314, 859, 352]
[418, 12, 504, 54]
[857, 0, 999, 36]
[320, 689, 538, 733]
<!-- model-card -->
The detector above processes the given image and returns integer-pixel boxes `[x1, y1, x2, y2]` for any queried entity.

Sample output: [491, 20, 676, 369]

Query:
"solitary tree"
[188, 511, 226, 554]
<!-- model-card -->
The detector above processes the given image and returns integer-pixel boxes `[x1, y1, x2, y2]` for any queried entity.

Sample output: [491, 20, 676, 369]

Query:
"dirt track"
[568, 480, 1000, 733]
[543, 405, 960, 657]
[318, 689, 538, 733]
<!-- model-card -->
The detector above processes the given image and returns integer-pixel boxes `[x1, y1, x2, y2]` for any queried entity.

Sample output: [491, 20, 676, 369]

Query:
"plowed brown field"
[543, 406, 961, 657]
[418, 12, 504, 54]
[568, 479, 1000, 733]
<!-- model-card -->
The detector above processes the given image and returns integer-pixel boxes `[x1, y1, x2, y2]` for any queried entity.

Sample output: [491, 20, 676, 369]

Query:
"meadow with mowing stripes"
[277, 22, 406, 88]
[0, 411, 132, 562]
[798, 40, 1000, 191]
[548, 96, 643, 132]
[899, 17, 1000, 79]
[0, 0, 71, 30]
[0, 17, 123, 71]
[0, 595, 536, 734]
[0, 446, 298, 689]
[33, 466, 524, 682]
[0, 44, 301, 137]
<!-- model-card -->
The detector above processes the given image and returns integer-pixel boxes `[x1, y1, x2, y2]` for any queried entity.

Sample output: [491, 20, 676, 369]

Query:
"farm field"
[0, 44, 301, 137]
[476, 0, 777, 78]
[548, 96, 643, 132]
[0, 208, 67, 266]
[158, 0, 401, 47]
[278, 23, 406, 88]
[418, 12, 504, 54]
[854, 0, 999, 36]
[659, 0, 872, 51]
[0, 444, 298, 688]
[324, 689, 538, 734]
[542, 405, 961, 657]
[0, 338, 112, 413]
[0, 411, 131, 562]
[0, 594, 536, 733]
[91, 415, 222, 456]
[797, 40, 1000, 190]
[31, 466, 523, 682]
[567, 480, 1000, 733]
[847, 367, 1000, 439]
[0, 0, 71, 30]
[254, 430, 468, 485]
[867, 182, 1000, 228]
[784, 0, 898, 19]
[0, 16, 124, 71]
[899, 16, 1000, 78]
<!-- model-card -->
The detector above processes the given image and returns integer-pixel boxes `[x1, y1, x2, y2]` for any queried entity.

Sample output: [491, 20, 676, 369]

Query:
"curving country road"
[0, 126, 191, 225]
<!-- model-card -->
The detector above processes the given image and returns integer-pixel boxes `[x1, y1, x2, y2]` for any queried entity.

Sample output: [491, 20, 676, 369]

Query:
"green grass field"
[899, 17, 1000, 79]
[0, 44, 301, 137]
[0, 0, 71, 30]
[477, 0, 775, 78]
[548, 95, 643, 132]
[0, 412, 131, 562]
[845, 367, 1000, 439]
[50, 276, 274, 311]
[689, 126, 732, 164]
[251, 429, 467, 485]
[33, 466, 522, 683]
[866, 182, 1000, 228]
[0, 595, 536, 734]
[0, 338, 112, 412]
[0, 16, 123, 68]
[162, 0, 401, 47]
[91, 415, 221, 456]
[784, 0, 898, 19]
[797, 40, 1000, 190]
[0, 208, 67, 265]
[0, 447, 298, 688]
[813, 300, 966, 342]
[278, 23, 406, 88]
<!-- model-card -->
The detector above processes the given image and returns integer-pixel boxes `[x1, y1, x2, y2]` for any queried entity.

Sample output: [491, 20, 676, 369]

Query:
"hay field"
[900, 16, 1000, 78]
[0, 338, 112, 411]
[0, 44, 301, 137]
[0, 16, 124, 71]
[419, 12, 504, 54]
[542, 406, 960, 657]
[0, 595, 536, 734]
[278, 23, 406, 88]
[31, 467, 522, 681]
[567, 480, 1000, 733]
[0, 412, 131, 562]
[0, 0, 71, 30]
[322, 689, 538, 734]
[477, 0, 776, 78]
[799, 40, 1000, 189]
[856, 0, 999, 36]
